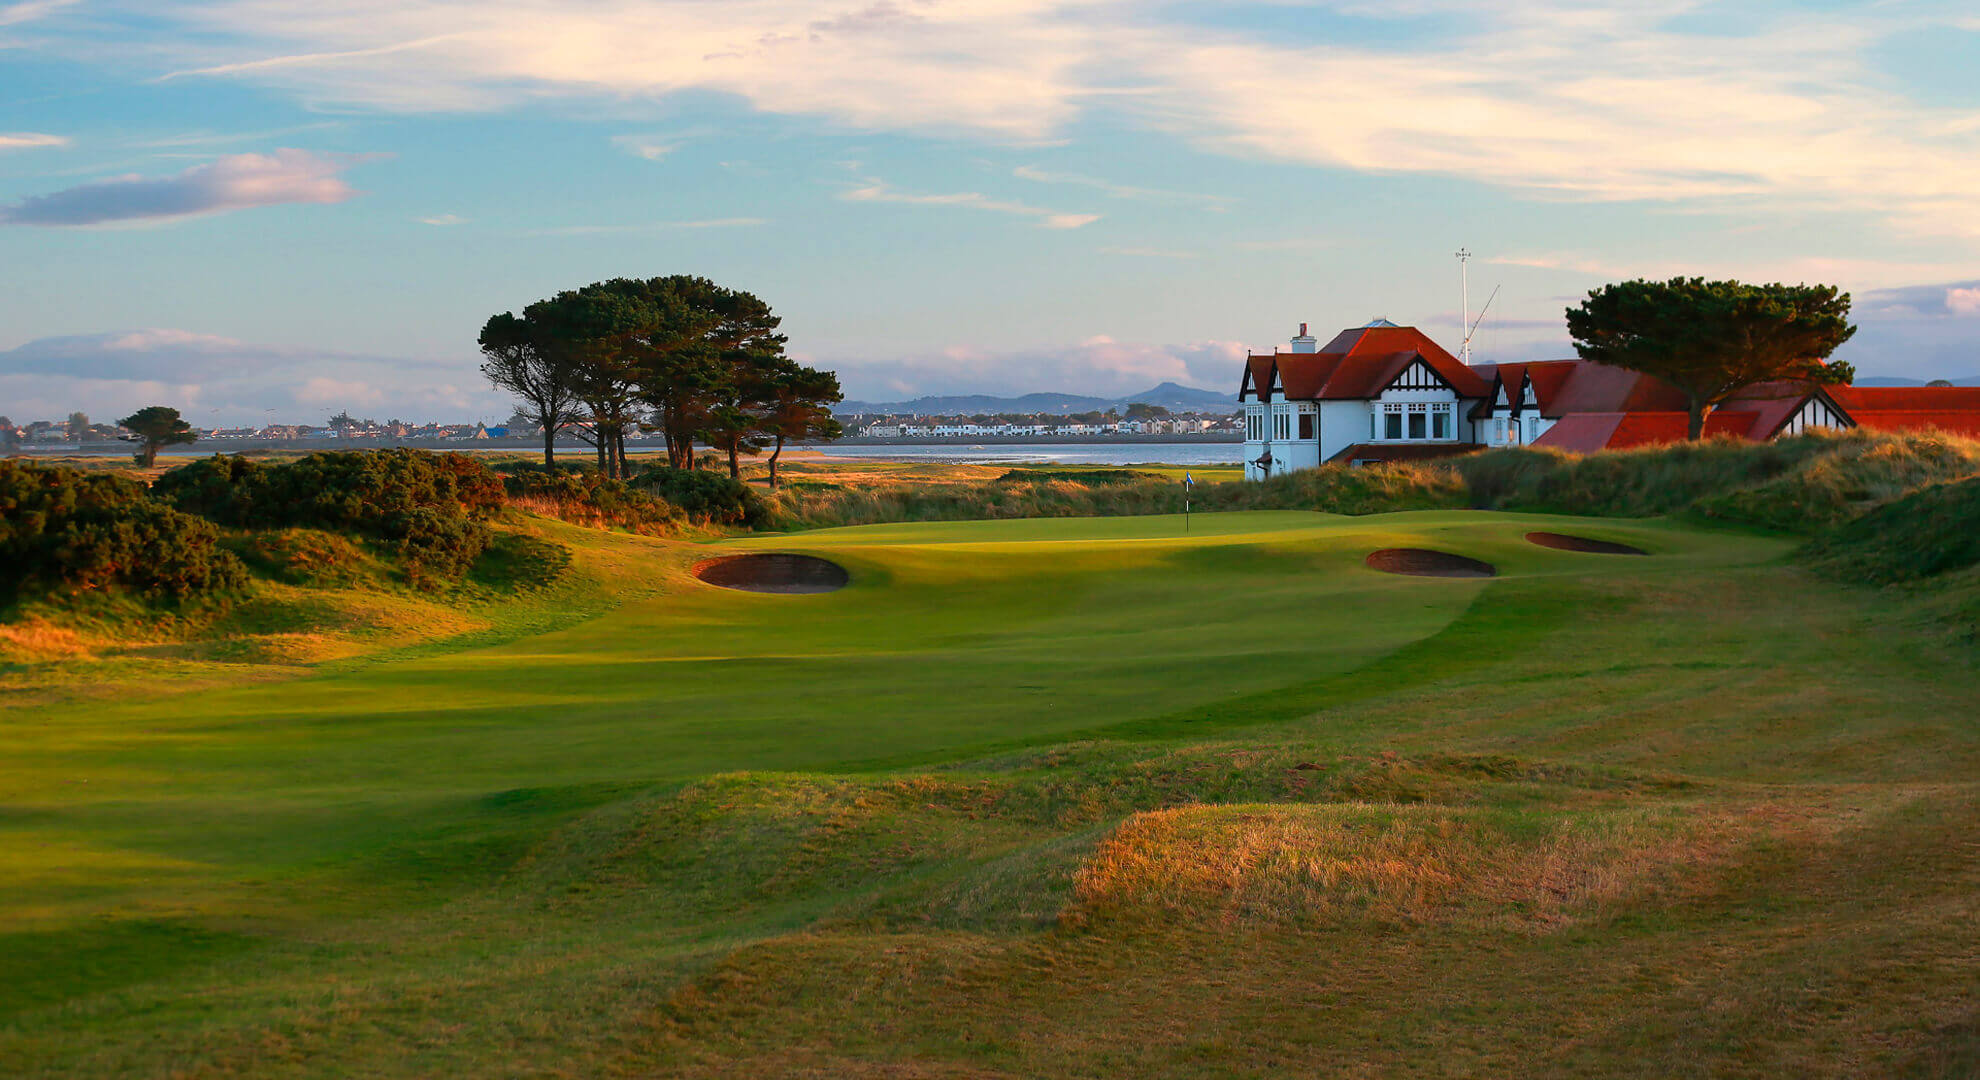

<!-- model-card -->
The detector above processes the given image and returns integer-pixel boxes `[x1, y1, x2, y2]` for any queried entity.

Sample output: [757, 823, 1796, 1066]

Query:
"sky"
[1, 0, 1978, 424]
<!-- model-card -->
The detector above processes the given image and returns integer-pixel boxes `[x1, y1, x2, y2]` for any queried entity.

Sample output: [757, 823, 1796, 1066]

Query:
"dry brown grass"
[1065, 800, 1836, 932]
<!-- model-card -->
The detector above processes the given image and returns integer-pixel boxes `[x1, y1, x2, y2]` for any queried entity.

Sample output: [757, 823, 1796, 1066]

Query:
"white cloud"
[0, 329, 504, 424]
[841, 176, 1097, 228]
[0, 132, 68, 150]
[1949, 287, 1980, 316]
[93, 1, 1980, 233]
[828, 337, 1248, 399]
[611, 134, 680, 161]
[418, 213, 467, 225]
[0, 149, 377, 226]
[1013, 164, 1232, 209]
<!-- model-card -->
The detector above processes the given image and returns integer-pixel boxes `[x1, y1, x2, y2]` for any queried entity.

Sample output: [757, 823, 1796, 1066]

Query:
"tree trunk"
[726, 440, 740, 480]
[1686, 397, 1709, 440]
[542, 425, 556, 469]
[595, 431, 608, 473]
[768, 436, 784, 488]
[138, 442, 158, 468]
[614, 429, 628, 479]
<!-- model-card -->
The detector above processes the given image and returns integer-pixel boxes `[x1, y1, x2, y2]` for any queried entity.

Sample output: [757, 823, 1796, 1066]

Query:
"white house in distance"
[1239, 318, 1980, 480]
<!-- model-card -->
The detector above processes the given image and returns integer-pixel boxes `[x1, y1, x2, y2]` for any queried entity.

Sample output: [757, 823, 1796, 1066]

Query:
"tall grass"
[1456, 428, 1980, 532]
[768, 463, 1468, 529]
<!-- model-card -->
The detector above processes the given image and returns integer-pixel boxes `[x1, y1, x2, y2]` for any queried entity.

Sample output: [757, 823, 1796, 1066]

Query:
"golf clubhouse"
[1238, 320, 1980, 480]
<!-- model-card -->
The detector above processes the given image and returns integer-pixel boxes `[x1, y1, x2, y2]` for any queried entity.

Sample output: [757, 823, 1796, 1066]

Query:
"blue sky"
[2, 0, 1978, 423]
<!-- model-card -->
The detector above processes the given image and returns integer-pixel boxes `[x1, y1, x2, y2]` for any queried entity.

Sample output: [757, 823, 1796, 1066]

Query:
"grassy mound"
[1803, 475, 1980, 584]
[1458, 428, 1980, 532]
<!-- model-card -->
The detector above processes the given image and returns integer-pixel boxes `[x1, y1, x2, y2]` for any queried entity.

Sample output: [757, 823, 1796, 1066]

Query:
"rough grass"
[1804, 474, 1980, 583]
[770, 462, 1465, 528]
[2, 510, 1975, 1078]
[1458, 427, 1980, 531]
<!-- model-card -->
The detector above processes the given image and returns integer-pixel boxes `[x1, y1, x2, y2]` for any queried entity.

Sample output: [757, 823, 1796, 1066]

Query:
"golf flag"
[1184, 472, 1194, 489]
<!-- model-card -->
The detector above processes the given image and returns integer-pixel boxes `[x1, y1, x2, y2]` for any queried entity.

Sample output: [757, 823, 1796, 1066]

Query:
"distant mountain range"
[837, 381, 1236, 417]
[1854, 376, 1980, 387]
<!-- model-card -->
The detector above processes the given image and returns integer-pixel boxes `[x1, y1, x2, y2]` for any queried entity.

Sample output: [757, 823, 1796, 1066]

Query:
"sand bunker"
[1524, 532, 1648, 556]
[1365, 548, 1498, 578]
[693, 553, 849, 594]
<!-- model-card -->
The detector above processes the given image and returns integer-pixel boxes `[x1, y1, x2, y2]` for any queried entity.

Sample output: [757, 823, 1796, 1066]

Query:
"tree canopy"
[118, 406, 197, 467]
[1566, 278, 1857, 439]
[479, 276, 841, 477]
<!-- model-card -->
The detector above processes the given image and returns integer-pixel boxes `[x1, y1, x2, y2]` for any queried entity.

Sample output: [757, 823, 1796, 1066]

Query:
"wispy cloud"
[0, 149, 377, 226]
[0, 131, 67, 150]
[528, 217, 768, 235]
[1100, 246, 1194, 258]
[841, 176, 1097, 228]
[611, 134, 681, 161]
[417, 213, 467, 226]
[0, 0, 78, 27]
[137, 122, 343, 149]
[1487, 251, 1980, 292]
[87, 1, 1980, 234]
[1014, 165, 1231, 209]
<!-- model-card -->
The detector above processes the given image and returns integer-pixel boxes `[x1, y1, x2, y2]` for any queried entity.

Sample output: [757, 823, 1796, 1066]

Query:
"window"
[1432, 409, 1450, 440]
[1408, 410, 1426, 439]
[1298, 413, 1314, 440]
[1245, 408, 1262, 441]
[1384, 411, 1402, 440]
[1273, 411, 1291, 440]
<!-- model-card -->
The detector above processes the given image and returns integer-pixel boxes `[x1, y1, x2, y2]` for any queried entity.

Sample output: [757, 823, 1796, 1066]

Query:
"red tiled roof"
[1542, 363, 1690, 416]
[1829, 386, 1980, 412]
[1844, 410, 1980, 437]
[1532, 410, 1761, 452]
[1249, 325, 1487, 401]
[1826, 386, 1980, 437]
[1327, 442, 1484, 465]
[1530, 413, 1623, 453]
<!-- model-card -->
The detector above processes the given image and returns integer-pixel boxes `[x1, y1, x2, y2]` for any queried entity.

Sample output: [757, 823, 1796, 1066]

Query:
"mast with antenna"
[1456, 248, 1472, 364]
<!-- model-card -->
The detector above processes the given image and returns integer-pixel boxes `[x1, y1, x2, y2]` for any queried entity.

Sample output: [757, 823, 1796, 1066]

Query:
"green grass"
[2, 509, 1976, 1078]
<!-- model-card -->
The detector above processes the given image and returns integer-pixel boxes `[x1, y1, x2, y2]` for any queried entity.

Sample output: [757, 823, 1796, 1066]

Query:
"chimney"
[1290, 322, 1318, 353]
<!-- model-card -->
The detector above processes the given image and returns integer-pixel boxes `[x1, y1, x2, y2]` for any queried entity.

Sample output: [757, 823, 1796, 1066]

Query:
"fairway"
[4, 509, 1975, 1078]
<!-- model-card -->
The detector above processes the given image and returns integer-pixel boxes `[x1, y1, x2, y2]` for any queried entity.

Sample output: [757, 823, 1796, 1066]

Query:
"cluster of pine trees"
[480, 275, 841, 484]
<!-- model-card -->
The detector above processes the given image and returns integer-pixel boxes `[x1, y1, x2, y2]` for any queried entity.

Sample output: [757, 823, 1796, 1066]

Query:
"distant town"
[2, 403, 1244, 452]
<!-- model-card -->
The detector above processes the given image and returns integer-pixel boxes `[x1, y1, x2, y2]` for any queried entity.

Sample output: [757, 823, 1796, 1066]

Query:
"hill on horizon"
[838, 381, 1236, 417]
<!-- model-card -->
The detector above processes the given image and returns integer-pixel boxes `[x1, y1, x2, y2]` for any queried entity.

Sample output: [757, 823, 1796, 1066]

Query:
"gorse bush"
[633, 466, 772, 528]
[155, 449, 504, 581]
[501, 469, 682, 535]
[0, 461, 246, 600]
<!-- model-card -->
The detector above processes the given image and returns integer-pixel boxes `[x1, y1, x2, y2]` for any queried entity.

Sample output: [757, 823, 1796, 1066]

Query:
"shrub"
[234, 528, 376, 588]
[154, 449, 502, 581]
[502, 470, 682, 534]
[633, 466, 771, 528]
[0, 461, 246, 601]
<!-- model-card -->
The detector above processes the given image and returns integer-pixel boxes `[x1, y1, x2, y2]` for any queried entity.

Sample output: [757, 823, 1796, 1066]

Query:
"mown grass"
[2, 504, 1977, 1077]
